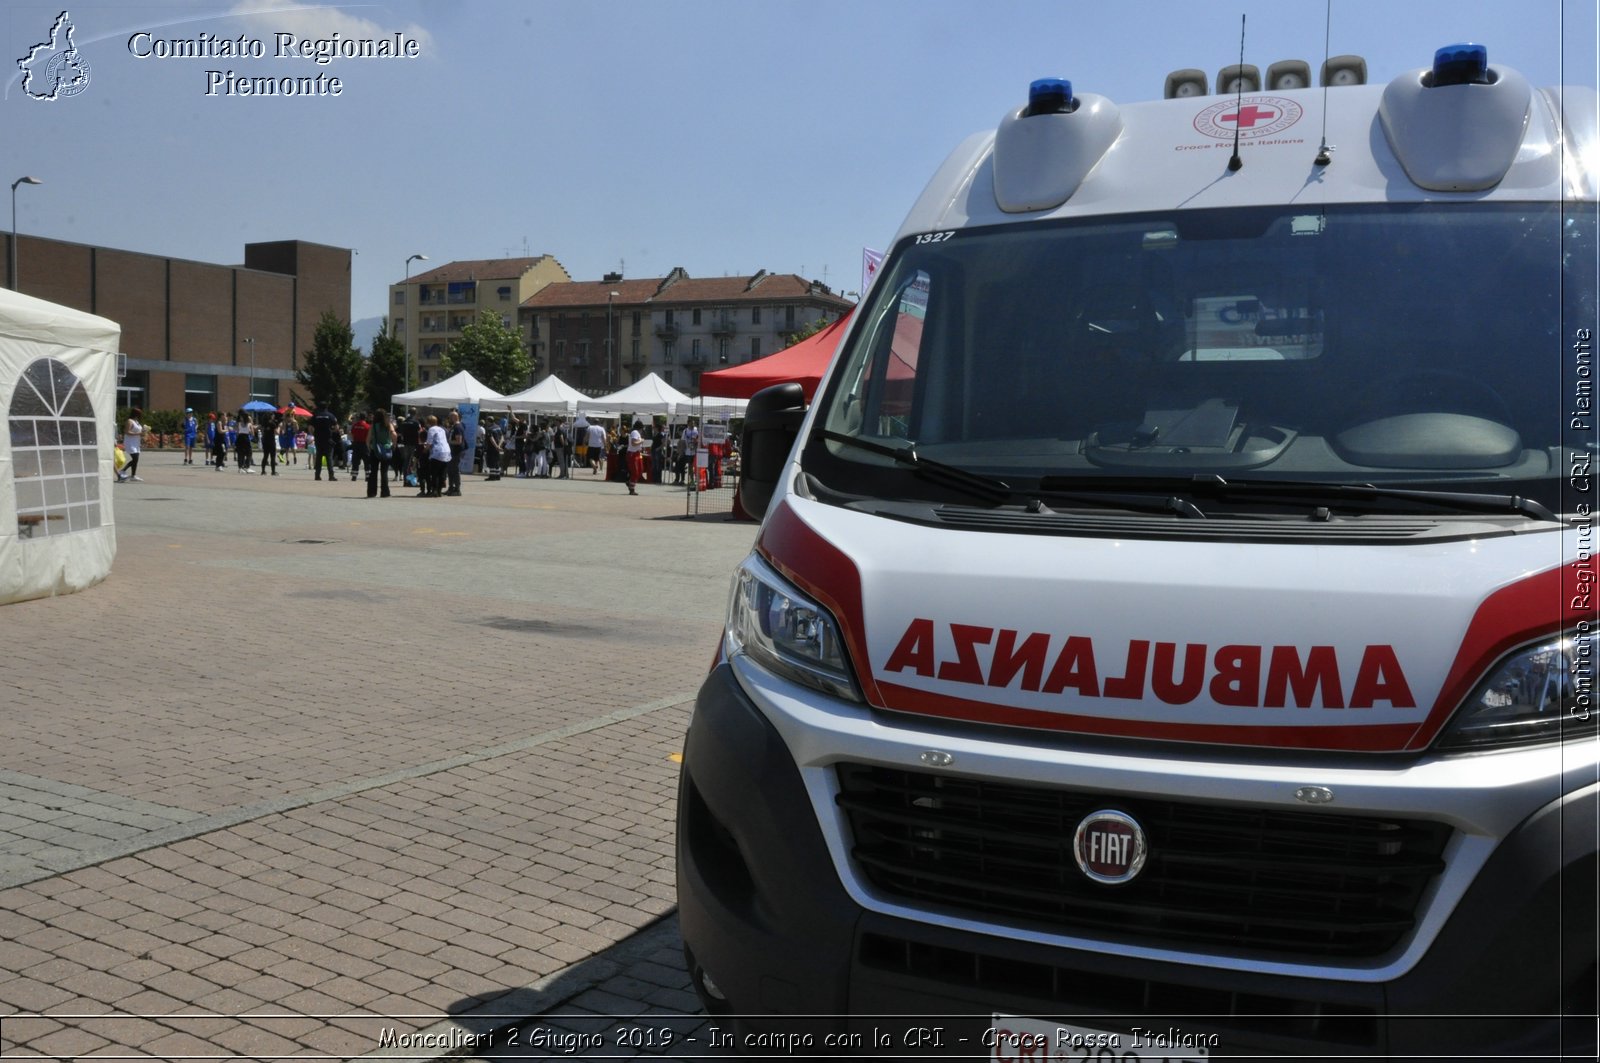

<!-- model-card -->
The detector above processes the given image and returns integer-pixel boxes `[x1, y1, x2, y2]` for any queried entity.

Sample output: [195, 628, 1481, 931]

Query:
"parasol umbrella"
[279, 404, 312, 417]
[241, 400, 277, 412]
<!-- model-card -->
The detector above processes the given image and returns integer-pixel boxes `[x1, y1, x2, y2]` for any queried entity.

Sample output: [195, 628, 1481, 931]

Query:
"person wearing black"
[310, 404, 339, 482]
[397, 410, 421, 486]
[445, 410, 466, 496]
[484, 416, 504, 481]
[234, 414, 254, 473]
[553, 419, 571, 479]
[259, 413, 279, 475]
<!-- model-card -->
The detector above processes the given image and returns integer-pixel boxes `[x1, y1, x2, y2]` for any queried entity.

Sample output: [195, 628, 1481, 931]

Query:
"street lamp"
[243, 337, 256, 405]
[405, 253, 428, 393]
[606, 290, 619, 387]
[10, 176, 42, 292]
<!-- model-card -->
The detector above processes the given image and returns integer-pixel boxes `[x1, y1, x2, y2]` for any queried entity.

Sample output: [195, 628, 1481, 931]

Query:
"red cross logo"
[1221, 104, 1278, 129]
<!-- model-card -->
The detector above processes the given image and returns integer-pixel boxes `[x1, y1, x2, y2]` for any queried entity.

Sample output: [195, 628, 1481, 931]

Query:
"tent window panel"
[8, 358, 106, 539]
[16, 480, 44, 512]
[13, 378, 49, 416]
[48, 361, 77, 407]
[62, 382, 93, 418]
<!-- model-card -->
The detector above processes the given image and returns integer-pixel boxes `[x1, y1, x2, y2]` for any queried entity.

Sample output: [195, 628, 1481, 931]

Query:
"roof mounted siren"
[1379, 43, 1532, 191]
[1428, 43, 1493, 87]
[1025, 77, 1077, 116]
[1163, 69, 1209, 99]
[1216, 64, 1260, 95]
[993, 76, 1123, 214]
[1320, 55, 1367, 86]
[1266, 60, 1311, 90]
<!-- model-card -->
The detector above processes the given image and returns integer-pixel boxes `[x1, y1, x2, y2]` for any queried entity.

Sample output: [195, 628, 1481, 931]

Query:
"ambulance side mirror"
[739, 382, 807, 519]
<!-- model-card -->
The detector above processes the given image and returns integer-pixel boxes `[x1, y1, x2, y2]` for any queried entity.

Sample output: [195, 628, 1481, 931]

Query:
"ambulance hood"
[757, 495, 1577, 753]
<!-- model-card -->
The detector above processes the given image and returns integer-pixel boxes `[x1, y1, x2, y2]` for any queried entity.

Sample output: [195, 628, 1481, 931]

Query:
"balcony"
[710, 317, 737, 336]
[655, 322, 679, 338]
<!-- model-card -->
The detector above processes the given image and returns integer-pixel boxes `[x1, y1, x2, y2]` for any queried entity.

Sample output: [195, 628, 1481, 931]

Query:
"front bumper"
[676, 663, 1598, 1059]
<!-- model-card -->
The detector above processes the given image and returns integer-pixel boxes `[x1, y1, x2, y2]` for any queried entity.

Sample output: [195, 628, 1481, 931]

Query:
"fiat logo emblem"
[1073, 810, 1148, 885]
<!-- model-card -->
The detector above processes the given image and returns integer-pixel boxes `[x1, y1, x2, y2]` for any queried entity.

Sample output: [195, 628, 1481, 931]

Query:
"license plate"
[990, 1015, 1211, 1062]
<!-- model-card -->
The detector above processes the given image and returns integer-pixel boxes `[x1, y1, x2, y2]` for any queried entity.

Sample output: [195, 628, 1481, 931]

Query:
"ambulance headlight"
[1438, 633, 1600, 749]
[726, 554, 860, 702]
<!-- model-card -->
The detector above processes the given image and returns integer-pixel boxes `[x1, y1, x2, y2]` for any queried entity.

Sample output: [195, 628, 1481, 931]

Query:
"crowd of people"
[119, 406, 734, 498]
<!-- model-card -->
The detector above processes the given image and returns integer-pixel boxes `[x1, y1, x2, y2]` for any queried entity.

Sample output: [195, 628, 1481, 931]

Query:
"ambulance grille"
[836, 764, 1451, 959]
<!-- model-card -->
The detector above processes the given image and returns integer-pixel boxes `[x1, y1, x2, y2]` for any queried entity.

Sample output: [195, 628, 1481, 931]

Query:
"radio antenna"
[1228, 14, 1246, 172]
[1315, 0, 1334, 165]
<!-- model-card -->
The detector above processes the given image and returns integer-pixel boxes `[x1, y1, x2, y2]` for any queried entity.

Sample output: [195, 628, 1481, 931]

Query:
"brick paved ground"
[0, 449, 753, 1061]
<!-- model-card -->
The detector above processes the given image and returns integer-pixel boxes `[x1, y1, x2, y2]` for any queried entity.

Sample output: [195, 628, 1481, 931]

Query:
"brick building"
[524, 269, 853, 394]
[2, 232, 351, 415]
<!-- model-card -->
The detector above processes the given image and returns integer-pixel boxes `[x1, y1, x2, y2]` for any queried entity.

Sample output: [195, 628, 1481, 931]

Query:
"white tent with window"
[0, 288, 121, 606]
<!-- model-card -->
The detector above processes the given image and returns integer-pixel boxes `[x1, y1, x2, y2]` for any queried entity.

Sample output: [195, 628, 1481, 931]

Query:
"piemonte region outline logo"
[18, 10, 91, 101]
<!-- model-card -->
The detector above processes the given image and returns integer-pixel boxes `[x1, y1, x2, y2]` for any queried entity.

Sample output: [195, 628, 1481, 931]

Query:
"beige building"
[523, 269, 853, 394]
[388, 256, 569, 387]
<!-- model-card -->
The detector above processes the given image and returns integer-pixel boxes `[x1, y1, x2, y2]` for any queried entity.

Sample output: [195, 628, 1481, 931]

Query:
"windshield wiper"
[1186, 474, 1559, 522]
[816, 430, 1012, 505]
[1034, 473, 1558, 522]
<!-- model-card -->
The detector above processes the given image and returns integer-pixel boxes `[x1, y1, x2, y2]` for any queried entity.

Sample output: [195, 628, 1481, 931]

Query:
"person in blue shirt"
[181, 408, 199, 465]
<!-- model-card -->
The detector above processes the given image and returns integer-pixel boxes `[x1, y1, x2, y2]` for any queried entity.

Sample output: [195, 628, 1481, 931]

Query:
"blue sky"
[4, 0, 1595, 334]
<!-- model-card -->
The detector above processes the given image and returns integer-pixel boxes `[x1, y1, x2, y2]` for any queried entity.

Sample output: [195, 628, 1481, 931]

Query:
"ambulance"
[676, 41, 1598, 1060]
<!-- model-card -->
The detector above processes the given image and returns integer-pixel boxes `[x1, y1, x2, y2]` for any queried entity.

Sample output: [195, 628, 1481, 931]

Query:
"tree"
[443, 313, 530, 396]
[296, 310, 364, 417]
[780, 314, 834, 348]
[365, 318, 408, 410]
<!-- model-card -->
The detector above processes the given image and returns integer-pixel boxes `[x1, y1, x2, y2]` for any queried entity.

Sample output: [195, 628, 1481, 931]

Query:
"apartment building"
[1, 232, 350, 413]
[523, 269, 853, 393]
[388, 256, 570, 386]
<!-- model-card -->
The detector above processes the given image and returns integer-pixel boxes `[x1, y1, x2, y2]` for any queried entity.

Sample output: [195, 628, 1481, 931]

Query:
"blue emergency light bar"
[1432, 43, 1490, 87]
[1026, 78, 1074, 116]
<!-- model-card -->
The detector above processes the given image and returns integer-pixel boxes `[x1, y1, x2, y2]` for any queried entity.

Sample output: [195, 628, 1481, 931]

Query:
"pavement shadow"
[356, 912, 700, 1061]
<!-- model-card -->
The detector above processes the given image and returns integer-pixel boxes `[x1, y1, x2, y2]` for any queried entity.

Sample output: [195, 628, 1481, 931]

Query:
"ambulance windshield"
[810, 204, 1590, 513]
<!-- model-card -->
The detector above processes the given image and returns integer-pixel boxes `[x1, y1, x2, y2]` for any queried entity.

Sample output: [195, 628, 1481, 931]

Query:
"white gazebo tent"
[502, 375, 592, 415]
[392, 370, 506, 407]
[585, 372, 695, 417]
[0, 288, 121, 605]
